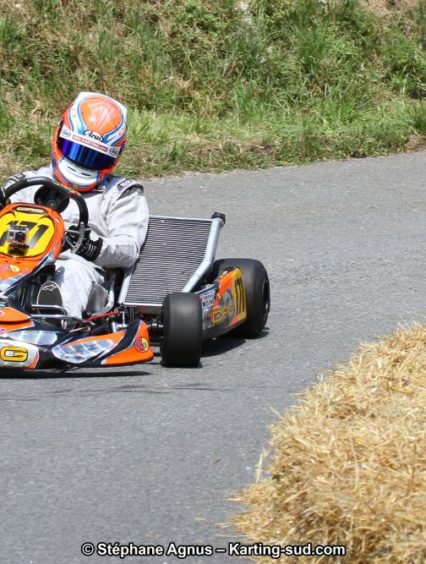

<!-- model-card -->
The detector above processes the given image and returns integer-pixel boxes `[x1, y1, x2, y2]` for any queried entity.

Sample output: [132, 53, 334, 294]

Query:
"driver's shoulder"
[101, 175, 144, 199]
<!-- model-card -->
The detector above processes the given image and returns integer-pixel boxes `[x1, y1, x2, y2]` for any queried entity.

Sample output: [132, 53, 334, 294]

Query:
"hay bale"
[232, 324, 426, 562]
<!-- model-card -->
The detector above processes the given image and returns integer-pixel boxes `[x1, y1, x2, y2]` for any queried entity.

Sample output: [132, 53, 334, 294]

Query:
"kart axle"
[147, 319, 163, 341]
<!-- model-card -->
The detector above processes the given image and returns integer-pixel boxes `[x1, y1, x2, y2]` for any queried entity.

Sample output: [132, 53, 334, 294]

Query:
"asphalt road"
[0, 152, 425, 564]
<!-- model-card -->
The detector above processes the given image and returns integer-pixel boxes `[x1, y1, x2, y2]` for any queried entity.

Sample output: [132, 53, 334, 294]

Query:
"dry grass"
[361, 0, 419, 17]
[232, 323, 426, 563]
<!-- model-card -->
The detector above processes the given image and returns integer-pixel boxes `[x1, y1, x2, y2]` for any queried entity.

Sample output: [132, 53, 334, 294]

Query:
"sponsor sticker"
[0, 341, 39, 367]
[9, 264, 20, 273]
[118, 179, 135, 190]
[199, 289, 216, 310]
[0, 345, 28, 362]
[15, 206, 43, 214]
[134, 337, 149, 353]
[60, 125, 120, 158]
[212, 304, 235, 325]
[84, 130, 103, 141]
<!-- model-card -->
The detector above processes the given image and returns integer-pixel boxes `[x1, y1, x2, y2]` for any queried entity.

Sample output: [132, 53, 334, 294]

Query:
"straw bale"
[232, 323, 426, 562]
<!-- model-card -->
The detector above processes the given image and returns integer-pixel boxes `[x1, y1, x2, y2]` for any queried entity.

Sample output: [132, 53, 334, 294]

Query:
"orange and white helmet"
[52, 92, 127, 192]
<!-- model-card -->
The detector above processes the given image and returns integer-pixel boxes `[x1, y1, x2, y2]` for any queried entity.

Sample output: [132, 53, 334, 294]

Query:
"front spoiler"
[0, 320, 153, 370]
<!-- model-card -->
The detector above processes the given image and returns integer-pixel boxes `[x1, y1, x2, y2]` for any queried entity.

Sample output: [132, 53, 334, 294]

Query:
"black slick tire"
[161, 292, 202, 367]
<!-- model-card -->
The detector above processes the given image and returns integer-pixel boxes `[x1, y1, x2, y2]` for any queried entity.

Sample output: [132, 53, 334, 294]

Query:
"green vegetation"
[0, 0, 425, 181]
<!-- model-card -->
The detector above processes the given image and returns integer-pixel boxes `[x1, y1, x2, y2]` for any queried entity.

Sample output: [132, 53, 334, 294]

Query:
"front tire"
[211, 258, 270, 338]
[161, 292, 202, 367]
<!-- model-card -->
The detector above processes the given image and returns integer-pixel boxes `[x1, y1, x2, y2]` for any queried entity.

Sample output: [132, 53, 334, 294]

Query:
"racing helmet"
[52, 92, 127, 192]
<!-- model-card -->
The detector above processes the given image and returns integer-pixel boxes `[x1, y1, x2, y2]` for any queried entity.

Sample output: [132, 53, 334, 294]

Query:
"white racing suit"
[4, 166, 149, 317]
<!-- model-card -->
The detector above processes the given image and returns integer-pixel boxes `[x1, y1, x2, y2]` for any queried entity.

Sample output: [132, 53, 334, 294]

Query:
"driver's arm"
[94, 185, 148, 269]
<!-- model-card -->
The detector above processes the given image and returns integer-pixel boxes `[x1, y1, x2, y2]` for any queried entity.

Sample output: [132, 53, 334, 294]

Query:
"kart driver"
[2, 92, 149, 318]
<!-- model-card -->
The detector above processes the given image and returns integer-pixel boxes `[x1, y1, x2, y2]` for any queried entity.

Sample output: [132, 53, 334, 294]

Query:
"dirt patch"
[360, 0, 419, 17]
[405, 134, 426, 152]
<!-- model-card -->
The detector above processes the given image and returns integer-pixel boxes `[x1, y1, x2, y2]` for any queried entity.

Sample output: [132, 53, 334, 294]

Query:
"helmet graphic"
[52, 92, 127, 192]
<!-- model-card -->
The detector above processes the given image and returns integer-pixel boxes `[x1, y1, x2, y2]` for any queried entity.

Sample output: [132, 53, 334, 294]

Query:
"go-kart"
[0, 177, 270, 370]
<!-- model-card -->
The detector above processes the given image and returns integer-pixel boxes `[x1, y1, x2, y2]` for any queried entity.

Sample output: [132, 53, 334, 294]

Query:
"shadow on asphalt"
[0, 369, 152, 380]
[202, 337, 246, 357]
[201, 328, 269, 357]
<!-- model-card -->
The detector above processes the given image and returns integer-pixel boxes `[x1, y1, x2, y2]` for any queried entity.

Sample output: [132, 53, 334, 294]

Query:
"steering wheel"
[0, 176, 89, 252]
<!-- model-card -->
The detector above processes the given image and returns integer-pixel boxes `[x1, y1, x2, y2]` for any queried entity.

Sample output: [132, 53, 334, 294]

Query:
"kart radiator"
[119, 215, 224, 313]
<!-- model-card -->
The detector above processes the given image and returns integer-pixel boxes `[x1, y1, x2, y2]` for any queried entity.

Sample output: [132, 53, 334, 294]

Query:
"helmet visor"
[57, 136, 118, 171]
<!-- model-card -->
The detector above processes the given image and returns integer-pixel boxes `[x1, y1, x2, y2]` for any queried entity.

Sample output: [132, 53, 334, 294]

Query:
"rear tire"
[211, 258, 270, 338]
[161, 292, 202, 367]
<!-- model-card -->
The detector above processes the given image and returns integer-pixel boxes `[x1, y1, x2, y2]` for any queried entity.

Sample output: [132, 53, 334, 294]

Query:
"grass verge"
[232, 323, 426, 562]
[0, 0, 425, 182]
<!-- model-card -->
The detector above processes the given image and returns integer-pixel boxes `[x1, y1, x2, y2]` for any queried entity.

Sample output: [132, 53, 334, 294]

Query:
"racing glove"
[65, 225, 103, 262]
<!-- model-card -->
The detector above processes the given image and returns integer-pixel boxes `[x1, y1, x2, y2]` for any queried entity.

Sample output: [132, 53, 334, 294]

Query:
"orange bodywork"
[102, 322, 153, 365]
[27, 353, 39, 369]
[0, 203, 62, 342]
[0, 320, 33, 333]
[0, 203, 64, 285]
[54, 321, 153, 366]
[211, 267, 247, 328]
[0, 307, 33, 333]
[0, 307, 30, 323]
[0, 201, 156, 369]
